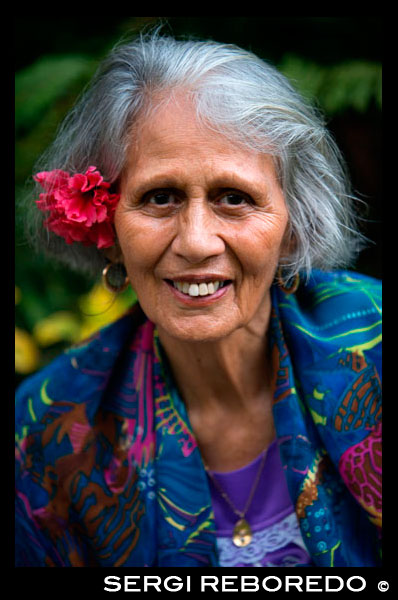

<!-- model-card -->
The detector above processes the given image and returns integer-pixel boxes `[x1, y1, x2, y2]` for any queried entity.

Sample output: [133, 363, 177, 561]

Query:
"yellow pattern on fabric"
[40, 379, 53, 405]
[185, 516, 215, 545]
[158, 489, 209, 532]
[345, 333, 382, 353]
[309, 408, 327, 426]
[28, 397, 37, 422]
[291, 320, 381, 343]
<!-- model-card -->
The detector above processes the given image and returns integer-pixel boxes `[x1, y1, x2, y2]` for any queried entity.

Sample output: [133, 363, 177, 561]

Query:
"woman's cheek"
[116, 214, 159, 265]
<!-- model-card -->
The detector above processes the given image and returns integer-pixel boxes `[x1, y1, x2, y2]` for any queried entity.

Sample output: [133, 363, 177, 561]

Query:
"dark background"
[15, 17, 382, 382]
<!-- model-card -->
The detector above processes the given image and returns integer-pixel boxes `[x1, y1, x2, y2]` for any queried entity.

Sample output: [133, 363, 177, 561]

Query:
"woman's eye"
[145, 191, 179, 206]
[219, 193, 248, 206]
[148, 192, 173, 205]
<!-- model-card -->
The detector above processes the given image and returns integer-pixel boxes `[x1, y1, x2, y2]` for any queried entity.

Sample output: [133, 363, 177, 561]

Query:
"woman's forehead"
[124, 97, 279, 188]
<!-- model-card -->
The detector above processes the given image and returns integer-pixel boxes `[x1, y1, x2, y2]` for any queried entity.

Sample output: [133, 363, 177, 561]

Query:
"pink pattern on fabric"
[69, 422, 92, 454]
[126, 320, 156, 469]
[152, 330, 198, 458]
[338, 421, 382, 527]
[17, 491, 36, 521]
[104, 455, 126, 494]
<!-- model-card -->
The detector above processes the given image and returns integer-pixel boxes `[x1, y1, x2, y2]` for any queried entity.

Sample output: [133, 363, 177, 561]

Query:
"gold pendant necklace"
[204, 449, 268, 547]
[233, 518, 253, 547]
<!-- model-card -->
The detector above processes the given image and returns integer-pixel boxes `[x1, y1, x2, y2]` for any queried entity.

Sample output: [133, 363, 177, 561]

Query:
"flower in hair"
[34, 166, 120, 249]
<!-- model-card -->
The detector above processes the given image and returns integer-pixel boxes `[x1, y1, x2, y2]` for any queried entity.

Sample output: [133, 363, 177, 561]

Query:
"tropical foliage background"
[15, 17, 382, 385]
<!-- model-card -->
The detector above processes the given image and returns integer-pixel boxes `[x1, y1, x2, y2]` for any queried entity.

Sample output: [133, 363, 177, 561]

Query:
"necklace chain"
[204, 448, 268, 520]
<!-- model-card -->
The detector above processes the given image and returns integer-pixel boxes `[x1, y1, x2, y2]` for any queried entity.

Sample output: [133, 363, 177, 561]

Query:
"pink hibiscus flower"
[34, 166, 120, 248]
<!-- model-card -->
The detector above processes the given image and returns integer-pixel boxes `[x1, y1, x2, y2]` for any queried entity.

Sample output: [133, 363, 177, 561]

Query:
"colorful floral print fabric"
[15, 270, 382, 567]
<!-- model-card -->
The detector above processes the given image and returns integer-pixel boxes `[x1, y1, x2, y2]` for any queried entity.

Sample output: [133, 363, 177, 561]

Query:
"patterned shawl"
[15, 270, 382, 567]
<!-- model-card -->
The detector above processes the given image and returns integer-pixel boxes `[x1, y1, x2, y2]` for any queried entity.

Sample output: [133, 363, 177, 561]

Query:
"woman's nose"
[171, 199, 225, 263]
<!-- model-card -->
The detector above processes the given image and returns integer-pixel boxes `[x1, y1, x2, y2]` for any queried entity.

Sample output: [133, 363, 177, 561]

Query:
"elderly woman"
[15, 32, 381, 568]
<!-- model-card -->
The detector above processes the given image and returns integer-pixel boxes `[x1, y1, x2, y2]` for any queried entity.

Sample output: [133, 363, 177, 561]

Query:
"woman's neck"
[157, 312, 276, 471]
[156, 294, 277, 471]
[156, 309, 273, 415]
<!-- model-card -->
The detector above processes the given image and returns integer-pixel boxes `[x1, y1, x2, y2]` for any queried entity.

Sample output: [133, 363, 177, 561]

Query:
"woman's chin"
[156, 316, 238, 345]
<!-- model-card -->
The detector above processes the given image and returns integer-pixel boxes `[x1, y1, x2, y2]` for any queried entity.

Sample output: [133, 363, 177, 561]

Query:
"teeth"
[189, 283, 199, 297]
[198, 283, 208, 296]
[172, 280, 226, 297]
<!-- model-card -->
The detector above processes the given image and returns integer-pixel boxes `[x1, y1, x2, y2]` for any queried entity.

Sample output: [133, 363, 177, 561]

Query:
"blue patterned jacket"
[15, 270, 382, 567]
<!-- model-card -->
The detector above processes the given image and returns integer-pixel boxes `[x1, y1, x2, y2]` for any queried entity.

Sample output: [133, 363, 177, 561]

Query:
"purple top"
[206, 439, 312, 567]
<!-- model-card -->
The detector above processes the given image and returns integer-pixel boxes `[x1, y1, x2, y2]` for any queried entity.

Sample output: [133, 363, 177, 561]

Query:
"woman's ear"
[279, 225, 296, 262]
[103, 239, 124, 264]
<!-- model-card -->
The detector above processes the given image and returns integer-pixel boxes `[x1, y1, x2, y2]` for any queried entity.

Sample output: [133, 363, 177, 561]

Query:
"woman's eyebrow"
[128, 175, 183, 198]
[127, 171, 272, 199]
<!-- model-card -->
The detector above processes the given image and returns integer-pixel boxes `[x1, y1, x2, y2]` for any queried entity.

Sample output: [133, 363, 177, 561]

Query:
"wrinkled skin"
[112, 96, 290, 345]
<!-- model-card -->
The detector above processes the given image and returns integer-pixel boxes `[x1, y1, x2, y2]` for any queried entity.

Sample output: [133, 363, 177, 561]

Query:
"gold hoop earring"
[102, 263, 129, 294]
[276, 268, 299, 295]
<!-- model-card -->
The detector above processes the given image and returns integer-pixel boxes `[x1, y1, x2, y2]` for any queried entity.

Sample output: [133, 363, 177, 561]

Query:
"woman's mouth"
[164, 278, 232, 302]
[169, 279, 230, 297]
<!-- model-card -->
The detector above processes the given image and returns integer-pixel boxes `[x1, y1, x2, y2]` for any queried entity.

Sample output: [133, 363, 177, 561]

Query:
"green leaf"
[279, 55, 382, 115]
[15, 54, 95, 134]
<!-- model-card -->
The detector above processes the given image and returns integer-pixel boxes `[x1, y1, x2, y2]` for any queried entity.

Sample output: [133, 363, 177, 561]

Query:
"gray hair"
[24, 30, 366, 282]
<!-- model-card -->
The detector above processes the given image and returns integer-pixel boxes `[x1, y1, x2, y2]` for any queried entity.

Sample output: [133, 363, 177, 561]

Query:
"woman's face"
[114, 97, 290, 343]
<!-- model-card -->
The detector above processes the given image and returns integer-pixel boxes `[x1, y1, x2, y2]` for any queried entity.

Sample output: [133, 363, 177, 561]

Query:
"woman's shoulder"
[294, 269, 381, 325]
[15, 304, 147, 431]
[301, 268, 381, 300]
[275, 269, 382, 368]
